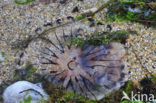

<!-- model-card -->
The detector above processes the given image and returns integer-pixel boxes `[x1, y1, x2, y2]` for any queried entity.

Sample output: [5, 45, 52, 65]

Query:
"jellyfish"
[39, 28, 128, 100]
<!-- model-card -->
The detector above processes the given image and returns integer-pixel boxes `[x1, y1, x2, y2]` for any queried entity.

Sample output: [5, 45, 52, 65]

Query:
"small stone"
[35, 27, 42, 34]
[56, 19, 62, 24]
[72, 6, 79, 13]
[60, 0, 68, 4]
[106, 24, 112, 31]
[88, 18, 94, 22]
[97, 22, 104, 26]
[43, 22, 53, 27]
[67, 16, 75, 21]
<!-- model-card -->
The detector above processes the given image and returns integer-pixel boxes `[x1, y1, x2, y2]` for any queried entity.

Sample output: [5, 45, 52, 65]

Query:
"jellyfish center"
[55, 48, 82, 71]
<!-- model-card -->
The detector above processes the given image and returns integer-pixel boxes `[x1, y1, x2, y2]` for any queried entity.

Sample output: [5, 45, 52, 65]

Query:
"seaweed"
[106, 1, 156, 27]
[19, 95, 32, 103]
[121, 100, 144, 103]
[42, 82, 97, 103]
[66, 30, 139, 47]
[13, 61, 42, 83]
[14, 0, 36, 5]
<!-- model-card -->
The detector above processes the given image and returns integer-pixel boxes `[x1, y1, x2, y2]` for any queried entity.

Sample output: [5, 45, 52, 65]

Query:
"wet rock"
[3, 81, 49, 103]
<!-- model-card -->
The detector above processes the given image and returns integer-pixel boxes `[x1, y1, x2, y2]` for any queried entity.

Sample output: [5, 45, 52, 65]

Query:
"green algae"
[43, 83, 97, 103]
[13, 61, 39, 82]
[1, 52, 5, 57]
[14, 0, 36, 5]
[121, 100, 144, 103]
[19, 95, 32, 103]
[64, 30, 139, 47]
[106, 1, 156, 27]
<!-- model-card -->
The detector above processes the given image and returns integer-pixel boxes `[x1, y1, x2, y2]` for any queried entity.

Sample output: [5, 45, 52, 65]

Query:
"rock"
[3, 81, 49, 103]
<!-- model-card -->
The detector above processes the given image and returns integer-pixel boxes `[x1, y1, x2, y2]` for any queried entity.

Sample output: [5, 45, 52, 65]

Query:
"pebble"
[72, 6, 79, 13]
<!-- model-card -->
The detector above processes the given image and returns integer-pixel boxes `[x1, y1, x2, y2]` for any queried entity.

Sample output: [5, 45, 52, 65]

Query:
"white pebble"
[3, 81, 49, 103]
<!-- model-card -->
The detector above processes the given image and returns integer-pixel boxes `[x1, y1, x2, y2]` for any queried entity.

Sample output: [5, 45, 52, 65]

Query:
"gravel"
[0, 0, 155, 87]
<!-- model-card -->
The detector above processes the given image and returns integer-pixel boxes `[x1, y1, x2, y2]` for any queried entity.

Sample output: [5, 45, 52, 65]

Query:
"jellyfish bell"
[38, 27, 128, 100]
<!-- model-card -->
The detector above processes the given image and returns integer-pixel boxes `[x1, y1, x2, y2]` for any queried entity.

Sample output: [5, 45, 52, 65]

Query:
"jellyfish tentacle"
[40, 51, 57, 58]
[45, 47, 58, 58]
[71, 76, 79, 92]
[79, 69, 94, 84]
[40, 36, 63, 53]
[63, 75, 71, 88]
[54, 31, 64, 53]
[75, 76, 86, 96]
[40, 57, 58, 65]
[86, 65, 121, 70]
[76, 75, 88, 98]
[82, 46, 95, 56]
[81, 44, 89, 51]
[89, 60, 122, 67]
[85, 46, 106, 57]
[86, 52, 108, 60]
[70, 76, 77, 93]
[80, 75, 97, 100]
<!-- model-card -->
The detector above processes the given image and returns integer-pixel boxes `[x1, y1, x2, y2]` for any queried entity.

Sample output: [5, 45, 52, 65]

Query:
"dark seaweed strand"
[12, 0, 116, 50]
[62, 27, 71, 49]
[68, 27, 74, 49]
[62, 27, 67, 42]
[19, 88, 43, 98]
[54, 31, 64, 53]
[80, 75, 97, 101]
[39, 36, 63, 53]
